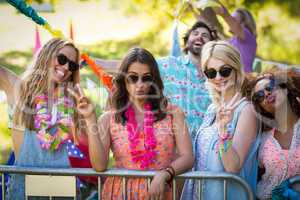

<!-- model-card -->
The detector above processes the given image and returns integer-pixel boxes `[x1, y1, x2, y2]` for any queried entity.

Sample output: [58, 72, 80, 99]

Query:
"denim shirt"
[181, 100, 261, 200]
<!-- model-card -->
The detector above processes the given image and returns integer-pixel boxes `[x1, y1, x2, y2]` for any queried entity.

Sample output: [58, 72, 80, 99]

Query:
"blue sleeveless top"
[8, 129, 70, 199]
[181, 100, 261, 200]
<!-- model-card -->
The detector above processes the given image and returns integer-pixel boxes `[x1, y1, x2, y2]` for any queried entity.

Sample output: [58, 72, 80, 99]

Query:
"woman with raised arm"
[69, 47, 194, 200]
[9, 38, 81, 199]
[214, 2, 257, 73]
[0, 66, 19, 128]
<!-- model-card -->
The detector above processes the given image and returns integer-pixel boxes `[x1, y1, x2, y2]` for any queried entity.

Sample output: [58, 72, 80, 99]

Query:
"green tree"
[108, 0, 300, 65]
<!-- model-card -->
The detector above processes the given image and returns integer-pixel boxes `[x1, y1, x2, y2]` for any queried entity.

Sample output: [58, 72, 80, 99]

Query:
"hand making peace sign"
[67, 84, 95, 119]
[217, 93, 245, 135]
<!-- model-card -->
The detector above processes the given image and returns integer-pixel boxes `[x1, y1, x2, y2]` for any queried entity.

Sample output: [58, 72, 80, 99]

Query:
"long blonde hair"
[14, 38, 80, 130]
[235, 8, 257, 37]
[201, 40, 245, 106]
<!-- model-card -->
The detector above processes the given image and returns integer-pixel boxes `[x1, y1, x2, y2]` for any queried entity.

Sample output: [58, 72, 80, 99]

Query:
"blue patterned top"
[157, 55, 211, 141]
[181, 100, 261, 200]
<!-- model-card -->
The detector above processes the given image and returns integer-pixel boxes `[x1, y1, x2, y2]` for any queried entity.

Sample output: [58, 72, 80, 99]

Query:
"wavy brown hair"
[112, 47, 168, 124]
[246, 67, 300, 131]
[13, 38, 80, 130]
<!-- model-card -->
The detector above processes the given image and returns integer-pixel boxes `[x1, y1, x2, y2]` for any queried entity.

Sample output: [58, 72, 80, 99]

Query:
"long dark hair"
[247, 68, 300, 131]
[112, 47, 168, 124]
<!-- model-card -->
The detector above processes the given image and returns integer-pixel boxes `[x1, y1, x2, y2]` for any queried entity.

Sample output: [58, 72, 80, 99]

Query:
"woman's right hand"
[217, 93, 244, 134]
[67, 84, 95, 119]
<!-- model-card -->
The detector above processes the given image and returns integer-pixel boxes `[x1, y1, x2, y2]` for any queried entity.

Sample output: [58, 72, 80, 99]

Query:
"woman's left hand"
[67, 84, 95, 120]
[297, 97, 300, 104]
[146, 170, 169, 200]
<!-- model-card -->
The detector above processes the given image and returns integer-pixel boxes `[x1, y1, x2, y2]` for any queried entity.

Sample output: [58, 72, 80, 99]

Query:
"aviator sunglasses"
[57, 54, 79, 72]
[204, 65, 233, 79]
[126, 74, 153, 84]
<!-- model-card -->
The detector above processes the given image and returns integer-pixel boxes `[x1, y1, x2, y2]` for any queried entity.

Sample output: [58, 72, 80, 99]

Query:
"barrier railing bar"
[147, 178, 151, 192]
[1, 173, 5, 200]
[0, 165, 254, 200]
[122, 177, 127, 200]
[289, 176, 300, 185]
[172, 179, 176, 200]
[224, 179, 227, 200]
[198, 179, 202, 200]
[98, 177, 101, 200]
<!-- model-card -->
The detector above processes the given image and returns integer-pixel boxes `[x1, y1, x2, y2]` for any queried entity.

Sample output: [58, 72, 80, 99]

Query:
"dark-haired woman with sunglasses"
[181, 41, 260, 200]
[69, 47, 194, 200]
[8, 38, 82, 199]
[248, 68, 300, 200]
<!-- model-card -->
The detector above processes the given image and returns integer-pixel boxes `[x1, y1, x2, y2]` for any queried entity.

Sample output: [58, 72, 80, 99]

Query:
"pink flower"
[125, 103, 157, 169]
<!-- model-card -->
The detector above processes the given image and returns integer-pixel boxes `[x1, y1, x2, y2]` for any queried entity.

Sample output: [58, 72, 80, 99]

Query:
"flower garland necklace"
[34, 87, 75, 151]
[125, 103, 157, 169]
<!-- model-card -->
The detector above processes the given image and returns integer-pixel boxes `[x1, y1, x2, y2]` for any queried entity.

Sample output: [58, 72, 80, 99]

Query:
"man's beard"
[187, 45, 202, 56]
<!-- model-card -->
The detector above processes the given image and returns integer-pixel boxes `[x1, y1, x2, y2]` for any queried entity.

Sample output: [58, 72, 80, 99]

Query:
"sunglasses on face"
[252, 79, 286, 103]
[57, 54, 79, 72]
[125, 74, 153, 84]
[204, 65, 233, 79]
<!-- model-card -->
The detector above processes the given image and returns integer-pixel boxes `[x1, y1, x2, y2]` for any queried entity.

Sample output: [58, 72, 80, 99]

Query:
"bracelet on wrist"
[163, 166, 175, 186]
[166, 166, 175, 177]
[215, 128, 234, 159]
[163, 169, 173, 181]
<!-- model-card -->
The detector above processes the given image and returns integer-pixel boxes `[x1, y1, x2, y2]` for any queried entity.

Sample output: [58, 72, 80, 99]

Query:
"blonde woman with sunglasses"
[181, 40, 261, 200]
[8, 38, 81, 199]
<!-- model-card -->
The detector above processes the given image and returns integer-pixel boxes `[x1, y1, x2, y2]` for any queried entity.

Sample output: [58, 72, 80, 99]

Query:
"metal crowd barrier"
[0, 165, 254, 200]
[290, 176, 300, 185]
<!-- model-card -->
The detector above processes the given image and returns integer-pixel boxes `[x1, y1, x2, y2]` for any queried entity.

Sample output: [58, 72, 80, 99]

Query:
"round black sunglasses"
[57, 54, 79, 72]
[125, 74, 153, 84]
[204, 65, 233, 79]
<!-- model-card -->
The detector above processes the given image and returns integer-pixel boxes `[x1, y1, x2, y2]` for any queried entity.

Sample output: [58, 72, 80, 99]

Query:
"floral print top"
[257, 119, 300, 199]
[157, 55, 211, 141]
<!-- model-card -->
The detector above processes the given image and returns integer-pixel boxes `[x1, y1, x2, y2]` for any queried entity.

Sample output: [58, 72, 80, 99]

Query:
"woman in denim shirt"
[181, 40, 261, 200]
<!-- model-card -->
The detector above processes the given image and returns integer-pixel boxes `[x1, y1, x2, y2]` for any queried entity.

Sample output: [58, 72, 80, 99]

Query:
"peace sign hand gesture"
[217, 93, 245, 135]
[67, 84, 95, 120]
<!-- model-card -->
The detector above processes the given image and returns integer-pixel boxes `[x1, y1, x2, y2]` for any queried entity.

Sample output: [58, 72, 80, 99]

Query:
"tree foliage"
[108, 0, 300, 65]
[9, 0, 300, 64]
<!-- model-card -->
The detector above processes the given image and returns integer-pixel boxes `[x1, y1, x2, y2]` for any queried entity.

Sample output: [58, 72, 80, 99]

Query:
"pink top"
[102, 106, 177, 200]
[109, 110, 176, 170]
[257, 119, 300, 199]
